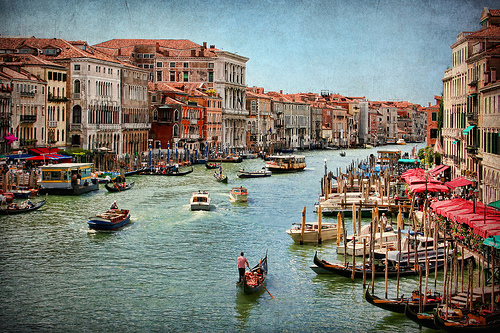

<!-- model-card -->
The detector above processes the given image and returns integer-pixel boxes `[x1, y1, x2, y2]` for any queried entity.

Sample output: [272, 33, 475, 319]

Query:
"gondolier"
[237, 252, 249, 283]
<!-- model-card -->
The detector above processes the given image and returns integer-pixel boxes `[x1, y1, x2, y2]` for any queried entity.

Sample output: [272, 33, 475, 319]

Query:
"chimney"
[429, 102, 431, 107]
[156, 42, 160, 53]
[118, 48, 121, 56]
[280, 90, 283, 94]
[191, 50, 196, 57]
[210, 45, 215, 49]
[203, 42, 207, 49]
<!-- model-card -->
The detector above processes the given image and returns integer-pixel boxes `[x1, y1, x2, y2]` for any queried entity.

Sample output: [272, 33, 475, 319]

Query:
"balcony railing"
[20, 115, 36, 123]
[466, 111, 478, 123]
[48, 121, 58, 128]
[70, 124, 81, 131]
[20, 91, 35, 98]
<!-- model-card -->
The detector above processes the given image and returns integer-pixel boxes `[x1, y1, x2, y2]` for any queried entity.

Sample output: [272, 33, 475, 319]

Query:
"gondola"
[237, 169, 272, 178]
[404, 304, 439, 330]
[310, 251, 418, 278]
[433, 307, 500, 332]
[104, 181, 135, 192]
[237, 252, 268, 295]
[205, 162, 220, 170]
[214, 173, 228, 183]
[0, 199, 47, 215]
[340, 151, 346, 157]
[364, 287, 441, 314]
[141, 167, 193, 176]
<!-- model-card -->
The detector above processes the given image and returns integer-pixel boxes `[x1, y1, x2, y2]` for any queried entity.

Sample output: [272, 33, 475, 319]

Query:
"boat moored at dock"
[39, 163, 99, 195]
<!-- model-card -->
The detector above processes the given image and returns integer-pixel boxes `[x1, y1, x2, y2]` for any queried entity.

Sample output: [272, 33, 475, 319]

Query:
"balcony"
[48, 121, 58, 128]
[20, 91, 35, 98]
[20, 115, 36, 123]
[70, 123, 81, 131]
[122, 123, 151, 130]
[466, 111, 478, 123]
[465, 145, 478, 155]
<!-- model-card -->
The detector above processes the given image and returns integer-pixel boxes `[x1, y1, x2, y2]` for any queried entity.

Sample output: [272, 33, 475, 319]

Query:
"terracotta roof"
[468, 26, 500, 38]
[148, 82, 185, 93]
[0, 66, 43, 82]
[163, 96, 185, 105]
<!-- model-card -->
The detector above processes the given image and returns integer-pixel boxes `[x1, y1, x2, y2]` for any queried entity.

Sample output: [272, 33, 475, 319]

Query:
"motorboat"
[229, 187, 248, 202]
[237, 169, 271, 178]
[286, 221, 338, 244]
[190, 190, 212, 211]
[396, 138, 406, 145]
[88, 209, 131, 230]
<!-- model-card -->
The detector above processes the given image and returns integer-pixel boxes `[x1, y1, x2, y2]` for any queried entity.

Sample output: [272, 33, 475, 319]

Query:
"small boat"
[0, 191, 15, 203]
[337, 229, 398, 257]
[104, 182, 135, 192]
[310, 252, 418, 278]
[237, 252, 268, 295]
[0, 199, 46, 215]
[229, 187, 248, 202]
[214, 173, 228, 183]
[404, 304, 439, 330]
[286, 222, 338, 244]
[205, 162, 220, 170]
[141, 166, 193, 176]
[208, 155, 242, 163]
[364, 287, 441, 314]
[396, 138, 406, 145]
[237, 169, 272, 178]
[433, 306, 500, 332]
[87, 209, 131, 230]
[190, 190, 211, 211]
[264, 155, 306, 173]
[340, 151, 346, 157]
[10, 189, 32, 198]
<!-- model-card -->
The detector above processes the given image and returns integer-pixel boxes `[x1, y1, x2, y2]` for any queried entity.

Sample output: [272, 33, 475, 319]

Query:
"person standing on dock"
[237, 252, 249, 283]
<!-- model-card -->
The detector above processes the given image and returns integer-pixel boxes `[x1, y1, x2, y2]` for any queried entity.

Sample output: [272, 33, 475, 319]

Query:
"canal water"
[1, 144, 441, 332]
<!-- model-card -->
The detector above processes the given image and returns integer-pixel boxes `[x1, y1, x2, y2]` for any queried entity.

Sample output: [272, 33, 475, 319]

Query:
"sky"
[1, 0, 499, 106]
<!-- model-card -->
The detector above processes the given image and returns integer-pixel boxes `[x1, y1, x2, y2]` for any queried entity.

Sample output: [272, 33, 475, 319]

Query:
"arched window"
[72, 105, 82, 124]
[173, 124, 179, 137]
[174, 110, 179, 121]
[74, 79, 80, 94]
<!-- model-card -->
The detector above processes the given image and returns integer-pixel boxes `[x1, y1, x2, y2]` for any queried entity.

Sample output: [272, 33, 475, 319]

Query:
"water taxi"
[396, 138, 406, 145]
[190, 190, 212, 211]
[264, 155, 306, 173]
[39, 163, 99, 195]
[229, 187, 248, 202]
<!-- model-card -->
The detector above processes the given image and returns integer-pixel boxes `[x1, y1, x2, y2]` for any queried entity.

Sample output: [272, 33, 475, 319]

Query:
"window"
[138, 54, 143, 58]
[170, 71, 175, 82]
[74, 80, 81, 94]
[63, 73, 67, 82]
[183, 71, 188, 82]
[57, 72, 62, 81]
[157, 62, 163, 67]
[430, 129, 438, 139]
[72, 105, 82, 123]
[74, 64, 80, 71]
[48, 71, 53, 80]
[208, 71, 213, 83]
[44, 49, 56, 55]
[170, 62, 175, 67]
[208, 63, 214, 69]
[183, 62, 189, 68]
[432, 112, 437, 122]
[157, 71, 162, 81]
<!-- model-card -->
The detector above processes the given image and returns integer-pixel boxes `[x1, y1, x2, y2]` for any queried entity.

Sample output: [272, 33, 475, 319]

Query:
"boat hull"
[286, 228, 337, 243]
[104, 182, 135, 192]
[39, 182, 99, 196]
[237, 253, 268, 295]
[88, 211, 131, 230]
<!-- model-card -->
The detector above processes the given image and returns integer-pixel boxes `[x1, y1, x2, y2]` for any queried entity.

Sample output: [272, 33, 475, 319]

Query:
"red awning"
[445, 176, 473, 189]
[429, 164, 449, 177]
[409, 183, 449, 193]
[405, 176, 442, 186]
[29, 147, 61, 155]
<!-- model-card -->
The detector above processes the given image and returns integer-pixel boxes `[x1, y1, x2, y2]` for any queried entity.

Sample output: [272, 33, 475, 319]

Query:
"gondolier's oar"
[262, 283, 274, 299]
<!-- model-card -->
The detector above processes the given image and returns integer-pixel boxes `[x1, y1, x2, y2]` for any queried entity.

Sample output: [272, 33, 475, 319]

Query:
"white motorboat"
[396, 138, 406, 145]
[286, 222, 338, 244]
[190, 190, 211, 211]
[229, 187, 248, 202]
